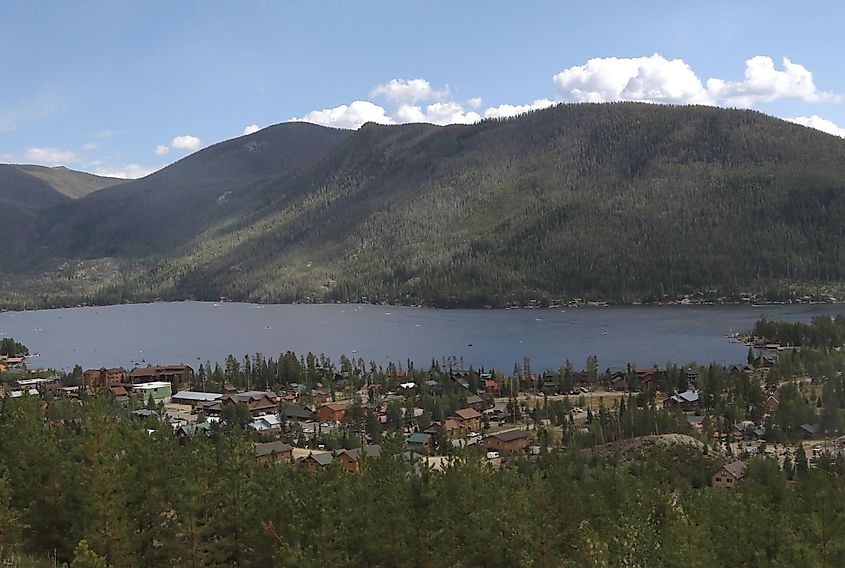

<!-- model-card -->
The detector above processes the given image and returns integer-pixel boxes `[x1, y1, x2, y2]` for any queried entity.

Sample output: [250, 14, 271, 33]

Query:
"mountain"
[0, 165, 124, 266]
[4, 103, 845, 309]
[0, 164, 123, 209]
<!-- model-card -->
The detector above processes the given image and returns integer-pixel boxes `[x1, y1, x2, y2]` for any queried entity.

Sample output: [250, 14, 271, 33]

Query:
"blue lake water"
[2, 302, 845, 372]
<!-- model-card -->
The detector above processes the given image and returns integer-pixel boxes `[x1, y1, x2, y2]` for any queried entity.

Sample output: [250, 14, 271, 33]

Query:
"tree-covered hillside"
[4, 103, 845, 308]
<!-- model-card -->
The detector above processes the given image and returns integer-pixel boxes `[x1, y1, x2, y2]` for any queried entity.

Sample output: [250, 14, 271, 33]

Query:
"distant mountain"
[0, 164, 122, 210]
[4, 103, 845, 309]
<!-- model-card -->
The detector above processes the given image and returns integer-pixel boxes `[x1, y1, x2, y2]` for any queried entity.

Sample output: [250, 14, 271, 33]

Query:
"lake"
[2, 302, 845, 373]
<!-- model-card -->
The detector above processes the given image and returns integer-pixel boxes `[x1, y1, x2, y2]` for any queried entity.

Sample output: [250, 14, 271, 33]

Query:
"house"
[208, 391, 278, 416]
[712, 460, 747, 488]
[250, 414, 283, 435]
[176, 423, 211, 440]
[765, 392, 780, 413]
[311, 389, 332, 404]
[334, 445, 381, 472]
[800, 423, 821, 439]
[465, 394, 485, 411]
[451, 408, 481, 435]
[484, 429, 529, 454]
[753, 350, 779, 369]
[279, 403, 316, 423]
[131, 381, 173, 402]
[83, 367, 126, 387]
[254, 441, 293, 464]
[171, 391, 223, 408]
[298, 452, 333, 473]
[662, 389, 700, 411]
[406, 432, 434, 455]
[316, 401, 352, 423]
[108, 384, 129, 402]
[685, 367, 699, 384]
[221, 382, 238, 394]
[129, 365, 194, 385]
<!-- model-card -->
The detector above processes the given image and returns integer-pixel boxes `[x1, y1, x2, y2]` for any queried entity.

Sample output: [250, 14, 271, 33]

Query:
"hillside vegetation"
[3, 103, 845, 308]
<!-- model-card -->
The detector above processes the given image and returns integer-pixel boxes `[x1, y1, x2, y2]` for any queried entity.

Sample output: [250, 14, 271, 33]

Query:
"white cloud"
[371, 78, 448, 104]
[708, 57, 840, 107]
[467, 97, 483, 109]
[170, 135, 203, 151]
[82, 142, 98, 151]
[552, 54, 839, 108]
[24, 147, 78, 166]
[785, 115, 845, 138]
[395, 102, 481, 125]
[93, 163, 160, 179]
[243, 124, 261, 135]
[484, 99, 556, 119]
[554, 54, 713, 104]
[154, 144, 170, 156]
[291, 100, 395, 129]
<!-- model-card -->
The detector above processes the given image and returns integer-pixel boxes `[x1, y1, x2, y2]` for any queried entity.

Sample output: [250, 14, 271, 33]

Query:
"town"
[2, 315, 845, 565]
[3, 315, 844, 481]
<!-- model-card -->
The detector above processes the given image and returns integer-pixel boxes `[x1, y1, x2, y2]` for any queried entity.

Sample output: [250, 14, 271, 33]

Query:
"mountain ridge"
[3, 103, 845, 309]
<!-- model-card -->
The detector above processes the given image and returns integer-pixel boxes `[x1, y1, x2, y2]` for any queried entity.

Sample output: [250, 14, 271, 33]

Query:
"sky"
[2, 1, 845, 178]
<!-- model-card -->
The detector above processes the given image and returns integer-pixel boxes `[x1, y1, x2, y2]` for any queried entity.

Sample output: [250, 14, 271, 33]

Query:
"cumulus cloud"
[553, 54, 838, 108]
[170, 135, 203, 151]
[371, 78, 448, 104]
[154, 144, 170, 156]
[467, 97, 483, 109]
[24, 147, 78, 166]
[243, 124, 261, 135]
[484, 99, 556, 119]
[291, 100, 395, 129]
[93, 163, 160, 179]
[708, 57, 840, 106]
[554, 54, 712, 104]
[786, 115, 845, 138]
[396, 102, 481, 125]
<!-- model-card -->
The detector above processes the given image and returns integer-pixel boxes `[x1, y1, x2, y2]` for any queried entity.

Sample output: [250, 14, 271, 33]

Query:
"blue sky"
[2, 1, 844, 178]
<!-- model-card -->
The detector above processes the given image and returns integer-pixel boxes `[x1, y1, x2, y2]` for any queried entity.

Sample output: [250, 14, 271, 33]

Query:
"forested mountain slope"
[4, 103, 845, 308]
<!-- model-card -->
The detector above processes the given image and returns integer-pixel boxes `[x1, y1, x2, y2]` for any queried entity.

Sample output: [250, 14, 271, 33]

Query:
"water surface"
[2, 302, 844, 372]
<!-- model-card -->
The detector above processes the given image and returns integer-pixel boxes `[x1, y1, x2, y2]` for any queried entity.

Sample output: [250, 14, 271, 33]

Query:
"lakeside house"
[129, 365, 194, 384]
[83, 367, 126, 387]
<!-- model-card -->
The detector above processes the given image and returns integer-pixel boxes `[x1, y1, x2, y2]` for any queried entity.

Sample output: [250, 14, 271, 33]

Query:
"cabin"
[484, 429, 529, 454]
[451, 408, 481, 435]
[406, 432, 434, 455]
[212, 391, 278, 416]
[175, 423, 211, 440]
[465, 394, 485, 411]
[316, 401, 352, 423]
[254, 441, 293, 464]
[753, 350, 779, 369]
[712, 460, 746, 489]
[800, 423, 821, 439]
[298, 452, 333, 473]
[662, 389, 700, 411]
[279, 403, 316, 423]
[334, 445, 381, 473]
